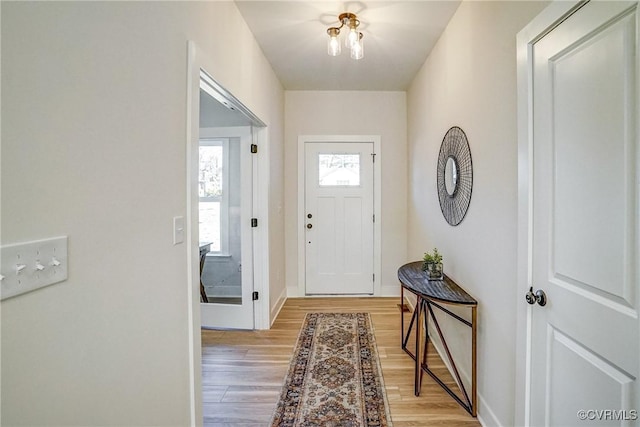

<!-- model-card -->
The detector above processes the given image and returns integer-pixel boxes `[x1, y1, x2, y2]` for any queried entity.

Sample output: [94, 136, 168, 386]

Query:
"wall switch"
[1, 236, 68, 300]
[173, 216, 185, 245]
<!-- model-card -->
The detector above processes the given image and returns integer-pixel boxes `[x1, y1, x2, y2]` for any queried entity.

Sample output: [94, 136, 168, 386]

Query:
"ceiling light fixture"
[326, 13, 364, 60]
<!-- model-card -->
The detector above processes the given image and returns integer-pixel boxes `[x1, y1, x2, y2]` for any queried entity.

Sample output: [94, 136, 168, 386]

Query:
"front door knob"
[525, 287, 547, 306]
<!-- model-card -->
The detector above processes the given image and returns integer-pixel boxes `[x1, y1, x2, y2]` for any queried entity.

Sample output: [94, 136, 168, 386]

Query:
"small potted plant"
[422, 248, 443, 280]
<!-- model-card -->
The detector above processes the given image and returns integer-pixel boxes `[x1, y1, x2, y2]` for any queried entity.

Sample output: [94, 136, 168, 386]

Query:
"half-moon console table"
[398, 261, 478, 417]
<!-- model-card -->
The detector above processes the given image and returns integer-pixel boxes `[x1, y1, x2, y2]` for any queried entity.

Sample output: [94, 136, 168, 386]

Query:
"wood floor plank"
[221, 386, 283, 403]
[201, 297, 480, 426]
[203, 402, 276, 423]
[202, 385, 228, 403]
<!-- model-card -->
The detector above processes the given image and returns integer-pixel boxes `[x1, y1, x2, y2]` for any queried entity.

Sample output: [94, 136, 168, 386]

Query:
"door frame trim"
[296, 135, 381, 297]
[515, 2, 584, 425]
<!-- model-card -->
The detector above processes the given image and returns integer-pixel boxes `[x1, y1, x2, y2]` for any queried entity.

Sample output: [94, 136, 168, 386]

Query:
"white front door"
[304, 142, 374, 295]
[199, 124, 255, 330]
[529, 2, 639, 425]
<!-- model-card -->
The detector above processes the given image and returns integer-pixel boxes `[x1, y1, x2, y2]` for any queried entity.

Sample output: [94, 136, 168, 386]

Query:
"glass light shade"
[328, 34, 341, 56]
[346, 27, 359, 48]
[350, 36, 363, 60]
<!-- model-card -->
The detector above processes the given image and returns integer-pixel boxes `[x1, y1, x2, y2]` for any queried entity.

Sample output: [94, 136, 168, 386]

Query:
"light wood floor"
[201, 297, 481, 426]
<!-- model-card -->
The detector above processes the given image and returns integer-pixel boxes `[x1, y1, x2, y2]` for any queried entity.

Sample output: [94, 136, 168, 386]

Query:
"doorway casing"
[186, 40, 270, 426]
[294, 135, 382, 297]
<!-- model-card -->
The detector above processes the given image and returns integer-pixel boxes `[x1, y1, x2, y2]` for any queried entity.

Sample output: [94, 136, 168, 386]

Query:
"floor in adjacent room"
[201, 297, 481, 426]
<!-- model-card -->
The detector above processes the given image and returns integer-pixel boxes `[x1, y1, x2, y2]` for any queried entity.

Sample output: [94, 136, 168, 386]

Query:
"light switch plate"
[173, 216, 185, 245]
[1, 236, 68, 300]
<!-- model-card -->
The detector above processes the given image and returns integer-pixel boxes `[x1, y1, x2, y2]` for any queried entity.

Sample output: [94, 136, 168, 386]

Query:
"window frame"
[199, 138, 230, 254]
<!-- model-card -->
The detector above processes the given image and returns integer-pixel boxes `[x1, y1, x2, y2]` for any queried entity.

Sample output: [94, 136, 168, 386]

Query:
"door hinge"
[373, 274, 375, 282]
[371, 153, 376, 163]
[251, 218, 258, 227]
[373, 214, 375, 223]
[251, 144, 258, 154]
[252, 291, 259, 301]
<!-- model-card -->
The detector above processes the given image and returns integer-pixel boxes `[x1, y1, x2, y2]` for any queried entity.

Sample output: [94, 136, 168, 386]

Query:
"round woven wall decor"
[437, 126, 473, 226]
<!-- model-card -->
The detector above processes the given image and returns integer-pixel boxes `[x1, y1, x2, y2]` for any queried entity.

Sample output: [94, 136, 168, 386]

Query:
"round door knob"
[534, 289, 547, 306]
[525, 286, 547, 306]
[307, 214, 313, 219]
[307, 224, 313, 229]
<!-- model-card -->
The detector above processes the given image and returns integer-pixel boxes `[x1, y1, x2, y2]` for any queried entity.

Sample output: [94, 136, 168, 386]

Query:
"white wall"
[284, 91, 407, 296]
[1, 2, 284, 426]
[406, 1, 548, 426]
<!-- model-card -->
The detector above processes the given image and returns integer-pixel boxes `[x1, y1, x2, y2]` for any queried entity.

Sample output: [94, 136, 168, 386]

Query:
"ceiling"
[235, 1, 461, 91]
[200, 89, 253, 128]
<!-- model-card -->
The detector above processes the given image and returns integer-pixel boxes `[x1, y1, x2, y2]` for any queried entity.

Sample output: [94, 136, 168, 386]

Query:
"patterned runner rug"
[270, 312, 392, 426]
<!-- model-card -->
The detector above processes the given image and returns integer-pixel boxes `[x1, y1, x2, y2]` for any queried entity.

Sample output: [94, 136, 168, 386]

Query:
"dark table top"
[398, 261, 477, 306]
[199, 242, 211, 257]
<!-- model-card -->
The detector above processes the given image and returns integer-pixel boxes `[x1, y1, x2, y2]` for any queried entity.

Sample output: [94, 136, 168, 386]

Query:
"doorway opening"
[186, 40, 269, 425]
[197, 73, 260, 329]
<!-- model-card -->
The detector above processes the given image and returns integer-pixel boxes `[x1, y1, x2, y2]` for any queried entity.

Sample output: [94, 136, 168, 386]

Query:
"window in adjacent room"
[199, 138, 229, 253]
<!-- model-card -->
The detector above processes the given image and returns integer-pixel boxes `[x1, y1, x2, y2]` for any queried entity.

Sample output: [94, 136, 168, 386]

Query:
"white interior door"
[304, 142, 374, 295]
[198, 124, 254, 330]
[529, 2, 639, 425]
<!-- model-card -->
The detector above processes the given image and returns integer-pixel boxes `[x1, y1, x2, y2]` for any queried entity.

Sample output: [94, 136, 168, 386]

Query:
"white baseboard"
[380, 285, 400, 296]
[270, 287, 287, 327]
[477, 393, 501, 427]
[288, 285, 400, 298]
[287, 286, 300, 298]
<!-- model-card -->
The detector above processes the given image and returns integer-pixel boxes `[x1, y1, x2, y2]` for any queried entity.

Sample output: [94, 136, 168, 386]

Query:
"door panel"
[305, 142, 374, 295]
[545, 327, 635, 427]
[199, 125, 254, 330]
[344, 197, 364, 272]
[530, 2, 639, 425]
[551, 10, 630, 297]
[317, 196, 336, 274]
